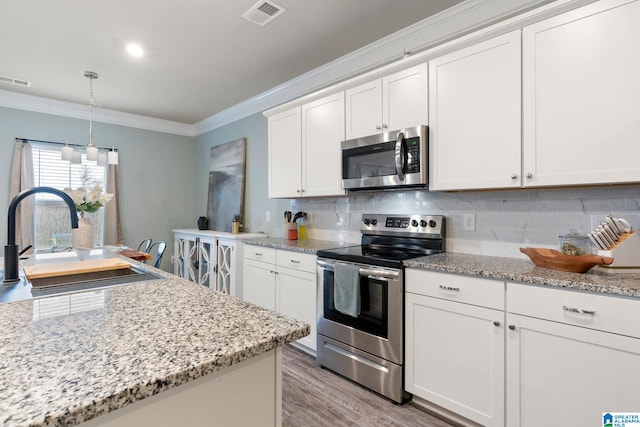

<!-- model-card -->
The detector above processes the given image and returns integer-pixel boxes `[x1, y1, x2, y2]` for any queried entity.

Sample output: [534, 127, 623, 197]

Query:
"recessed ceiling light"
[126, 43, 144, 58]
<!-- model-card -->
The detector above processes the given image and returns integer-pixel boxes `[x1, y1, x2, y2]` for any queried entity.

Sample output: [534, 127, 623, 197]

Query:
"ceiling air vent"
[0, 75, 31, 87]
[242, 0, 285, 26]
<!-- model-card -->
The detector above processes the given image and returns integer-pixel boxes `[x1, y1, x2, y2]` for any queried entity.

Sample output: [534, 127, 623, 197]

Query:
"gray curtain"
[9, 141, 35, 250]
[104, 163, 123, 245]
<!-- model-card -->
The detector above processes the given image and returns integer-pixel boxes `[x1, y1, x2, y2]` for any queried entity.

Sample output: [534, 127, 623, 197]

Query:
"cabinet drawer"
[507, 283, 640, 338]
[244, 246, 276, 264]
[276, 250, 316, 273]
[406, 269, 504, 310]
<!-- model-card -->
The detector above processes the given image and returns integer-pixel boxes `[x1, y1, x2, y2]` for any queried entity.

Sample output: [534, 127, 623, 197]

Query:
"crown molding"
[2, 0, 591, 137]
[193, 0, 559, 135]
[0, 89, 195, 136]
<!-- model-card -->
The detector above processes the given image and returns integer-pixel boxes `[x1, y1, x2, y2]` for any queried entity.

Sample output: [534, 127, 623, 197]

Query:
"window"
[31, 143, 108, 251]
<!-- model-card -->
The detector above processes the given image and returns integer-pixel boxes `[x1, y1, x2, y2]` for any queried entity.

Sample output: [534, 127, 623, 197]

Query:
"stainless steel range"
[316, 214, 445, 403]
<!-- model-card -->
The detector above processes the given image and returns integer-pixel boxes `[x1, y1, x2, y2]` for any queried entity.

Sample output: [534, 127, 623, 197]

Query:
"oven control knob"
[363, 218, 371, 226]
[411, 219, 418, 227]
[420, 220, 428, 227]
[371, 219, 377, 226]
[429, 220, 437, 228]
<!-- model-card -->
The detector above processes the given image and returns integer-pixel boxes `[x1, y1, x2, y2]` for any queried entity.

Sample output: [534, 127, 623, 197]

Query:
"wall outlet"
[266, 211, 271, 222]
[463, 213, 476, 232]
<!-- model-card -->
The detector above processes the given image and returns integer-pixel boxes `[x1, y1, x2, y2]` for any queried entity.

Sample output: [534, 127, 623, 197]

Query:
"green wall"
[193, 112, 289, 237]
[0, 107, 195, 271]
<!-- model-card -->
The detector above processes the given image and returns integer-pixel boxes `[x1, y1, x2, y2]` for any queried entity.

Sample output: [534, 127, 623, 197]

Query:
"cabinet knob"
[382, 123, 388, 129]
[525, 172, 533, 179]
[375, 125, 381, 130]
[508, 325, 516, 331]
[493, 321, 500, 327]
[511, 174, 518, 180]
[296, 189, 302, 193]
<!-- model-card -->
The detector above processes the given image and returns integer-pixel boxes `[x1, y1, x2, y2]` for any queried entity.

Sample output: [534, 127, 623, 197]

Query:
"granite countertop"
[406, 253, 640, 298]
[244, 237, 352, 254]
[0, 267, 309, 426]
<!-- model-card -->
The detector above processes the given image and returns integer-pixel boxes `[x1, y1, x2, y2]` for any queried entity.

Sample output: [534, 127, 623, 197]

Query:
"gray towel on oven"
[333, 262, 360, 317]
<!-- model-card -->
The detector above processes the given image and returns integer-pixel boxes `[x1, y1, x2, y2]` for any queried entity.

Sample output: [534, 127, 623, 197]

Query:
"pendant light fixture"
[61, 140, 73, 161]
[84, 71, 99, 161]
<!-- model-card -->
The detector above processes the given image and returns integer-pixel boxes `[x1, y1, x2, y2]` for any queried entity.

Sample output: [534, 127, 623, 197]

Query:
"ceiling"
[1, 0, 464, 124]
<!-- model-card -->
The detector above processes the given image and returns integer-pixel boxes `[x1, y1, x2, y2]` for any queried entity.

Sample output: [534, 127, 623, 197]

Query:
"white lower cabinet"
[405, 269, 505, 427]
[243, 246, 317, 352]
[506, 283, 640, 427]
[173, 230, 266, 298]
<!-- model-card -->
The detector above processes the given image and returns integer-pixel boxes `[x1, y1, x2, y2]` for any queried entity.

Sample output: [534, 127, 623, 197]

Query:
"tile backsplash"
[289, 184, 640, 259]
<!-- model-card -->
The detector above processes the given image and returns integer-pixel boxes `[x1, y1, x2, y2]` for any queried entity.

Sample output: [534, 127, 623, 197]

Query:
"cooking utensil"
[597, 229, 614, 248]
[605, 216, 621, 235]
[284, 211, 292, 222]
[617, 217, 632, 233]
[592, 231, 608, 250]
[292, 211, 304, 222]
[600, 223, 619, 241]
[588, 232, 604, 250]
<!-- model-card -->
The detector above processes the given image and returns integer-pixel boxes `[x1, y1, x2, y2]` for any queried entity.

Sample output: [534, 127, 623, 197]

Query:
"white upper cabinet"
[301, 92, 345, 197]
[522, 0, 640, 187]
[268, 93, 345, 198]
[345, 63, 428, 139]
[268, 107, 302, 198]
[429, 31, 522, 191]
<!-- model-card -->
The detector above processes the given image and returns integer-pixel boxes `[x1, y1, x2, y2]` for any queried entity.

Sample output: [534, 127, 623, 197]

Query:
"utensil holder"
[285, 222, 297, 240]
[597, 232, 640, 273]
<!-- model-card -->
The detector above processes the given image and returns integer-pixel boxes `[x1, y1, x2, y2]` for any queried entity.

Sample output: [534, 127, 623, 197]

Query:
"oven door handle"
[317, 260, 400, 282]
[359, 268, 400, 282]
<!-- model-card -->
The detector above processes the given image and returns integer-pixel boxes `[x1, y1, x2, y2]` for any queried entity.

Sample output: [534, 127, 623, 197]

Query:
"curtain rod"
[16, 137, 117, 152]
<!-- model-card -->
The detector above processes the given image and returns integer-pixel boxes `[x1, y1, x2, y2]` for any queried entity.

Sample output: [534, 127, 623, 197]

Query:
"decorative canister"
[197, 216, 209, 230]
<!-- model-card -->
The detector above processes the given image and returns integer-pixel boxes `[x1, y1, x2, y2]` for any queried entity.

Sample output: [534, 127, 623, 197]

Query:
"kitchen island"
[0, 259, 309, 426]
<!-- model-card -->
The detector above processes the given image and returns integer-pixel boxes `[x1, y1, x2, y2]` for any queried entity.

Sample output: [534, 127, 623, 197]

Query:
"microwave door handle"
[394, 132, 406, 181]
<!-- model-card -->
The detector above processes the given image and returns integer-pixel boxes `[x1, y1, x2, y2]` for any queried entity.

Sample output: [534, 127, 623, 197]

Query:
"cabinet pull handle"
[508, 325, 516, 331]
[290, 259, 301, 264]
[562, 305, 596, 315]
[511, 174, 518, 180]
[255, 252, 262, 256]
[493, 321, 500, 327]
[439, 285, 460, 292]
[526, 172, 533, 179]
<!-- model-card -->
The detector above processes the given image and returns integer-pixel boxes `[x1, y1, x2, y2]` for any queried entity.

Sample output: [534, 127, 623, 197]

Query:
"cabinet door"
[268, 107, 302, 198]
[406, 293, 504, 426]
[276, 266, 317, 351]
[506, 314, 640, 427]
[522, 0, 640, 187]
[173, 234, 187, 278]
[301, 92, 346, 197]
[243, 259, 276, 311]
[345, 79, 382, 139]
[383, 63, 428, 132]
[216, 239, 234, 295]
[429, 31, 521, 191]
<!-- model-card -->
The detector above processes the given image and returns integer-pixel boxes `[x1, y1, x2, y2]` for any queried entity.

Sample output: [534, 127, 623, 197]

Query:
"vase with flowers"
[64, 166, 113, 248]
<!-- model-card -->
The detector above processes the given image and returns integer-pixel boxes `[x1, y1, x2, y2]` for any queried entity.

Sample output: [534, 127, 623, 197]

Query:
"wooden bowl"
[520, 247, 614, 273]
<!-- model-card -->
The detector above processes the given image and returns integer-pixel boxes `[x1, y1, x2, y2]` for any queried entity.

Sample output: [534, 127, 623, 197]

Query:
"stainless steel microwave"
[341, 125, 428, 191]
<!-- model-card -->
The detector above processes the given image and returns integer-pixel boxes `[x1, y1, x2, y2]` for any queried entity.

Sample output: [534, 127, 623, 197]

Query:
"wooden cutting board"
[23, 258, 131, 279]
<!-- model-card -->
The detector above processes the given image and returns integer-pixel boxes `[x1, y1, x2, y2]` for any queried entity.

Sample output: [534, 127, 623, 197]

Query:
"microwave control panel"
[406, 137, 421, 173]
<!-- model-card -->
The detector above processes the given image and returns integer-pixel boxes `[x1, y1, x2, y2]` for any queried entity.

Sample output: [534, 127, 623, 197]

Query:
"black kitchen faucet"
[3, 187, 78, 284]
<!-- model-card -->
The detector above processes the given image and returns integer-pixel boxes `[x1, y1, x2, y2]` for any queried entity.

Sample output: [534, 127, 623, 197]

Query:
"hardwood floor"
[282, 345, 454, 427]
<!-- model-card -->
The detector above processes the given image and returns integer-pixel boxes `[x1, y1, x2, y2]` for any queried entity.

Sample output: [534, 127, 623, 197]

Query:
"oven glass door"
[321, 268, 388, 339]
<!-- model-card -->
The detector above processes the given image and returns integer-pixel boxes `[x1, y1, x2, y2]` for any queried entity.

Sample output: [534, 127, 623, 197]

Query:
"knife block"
[597, 231, 640, 273]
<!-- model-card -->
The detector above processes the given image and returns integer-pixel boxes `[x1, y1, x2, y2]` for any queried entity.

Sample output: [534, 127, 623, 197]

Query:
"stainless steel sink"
[28, 265, 162, 297]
